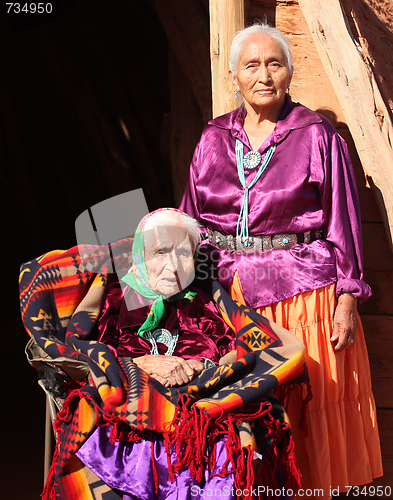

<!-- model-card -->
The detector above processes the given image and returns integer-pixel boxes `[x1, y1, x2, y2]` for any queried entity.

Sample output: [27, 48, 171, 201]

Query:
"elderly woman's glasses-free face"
[144, 226, 195, 297]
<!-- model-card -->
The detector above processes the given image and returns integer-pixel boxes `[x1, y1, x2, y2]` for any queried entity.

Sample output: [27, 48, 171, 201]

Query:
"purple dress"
[77, 427, 236, 500]
[179, 96, 371, 308]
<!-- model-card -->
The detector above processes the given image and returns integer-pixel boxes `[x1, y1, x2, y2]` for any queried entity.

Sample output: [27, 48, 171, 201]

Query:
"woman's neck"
[243, 101, 284, 151]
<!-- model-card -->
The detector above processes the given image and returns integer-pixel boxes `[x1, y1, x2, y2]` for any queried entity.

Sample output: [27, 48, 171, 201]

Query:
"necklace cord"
[235, 139, 277, 241]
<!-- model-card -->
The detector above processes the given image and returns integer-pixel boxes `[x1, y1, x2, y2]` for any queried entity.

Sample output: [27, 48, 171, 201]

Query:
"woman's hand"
[331, 294, 358, 352]
[132, 355, 204, 387]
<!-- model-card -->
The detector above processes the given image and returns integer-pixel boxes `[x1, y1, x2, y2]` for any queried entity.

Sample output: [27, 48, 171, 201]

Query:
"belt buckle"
[271, 233, 297, 250]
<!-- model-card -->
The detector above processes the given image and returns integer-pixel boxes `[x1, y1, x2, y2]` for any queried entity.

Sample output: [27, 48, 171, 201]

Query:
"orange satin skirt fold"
[230, 274, 383, 498]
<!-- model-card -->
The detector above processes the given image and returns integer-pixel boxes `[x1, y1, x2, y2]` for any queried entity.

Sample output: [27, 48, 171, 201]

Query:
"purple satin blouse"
[96, 281, 236, 363]
[180, 96, 371, 308]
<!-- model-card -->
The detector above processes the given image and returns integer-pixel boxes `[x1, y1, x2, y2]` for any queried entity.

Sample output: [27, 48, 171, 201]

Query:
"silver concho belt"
[203, 228, 323, 253]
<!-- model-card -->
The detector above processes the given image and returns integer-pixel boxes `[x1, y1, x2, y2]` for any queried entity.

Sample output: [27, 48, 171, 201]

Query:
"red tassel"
[109, 420, 144, 443]
[41, 388, 85, 499]
[41, 446, 60, 500]
[284, 434, 302, 491]
[276, 379, 313, 436]
[159, 395, 302, 499]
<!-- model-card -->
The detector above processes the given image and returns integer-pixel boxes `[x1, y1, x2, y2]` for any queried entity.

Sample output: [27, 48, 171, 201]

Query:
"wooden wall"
[248, 0, 393, 490]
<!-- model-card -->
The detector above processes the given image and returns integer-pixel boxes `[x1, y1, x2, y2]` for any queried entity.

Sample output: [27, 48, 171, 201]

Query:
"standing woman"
[180, 22, 382, 497]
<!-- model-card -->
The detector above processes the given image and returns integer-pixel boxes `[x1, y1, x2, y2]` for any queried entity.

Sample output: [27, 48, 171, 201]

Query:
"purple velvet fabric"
[77, 426, 236, 500]
[96, 282, 236, 362]
[179, 96, 371, 308]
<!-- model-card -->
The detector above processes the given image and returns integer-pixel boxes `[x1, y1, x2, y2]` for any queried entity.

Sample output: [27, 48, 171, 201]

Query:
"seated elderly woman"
[95, 208, 236, 386]
[75, 208, 239, 498]
[20, 208, 308, 500]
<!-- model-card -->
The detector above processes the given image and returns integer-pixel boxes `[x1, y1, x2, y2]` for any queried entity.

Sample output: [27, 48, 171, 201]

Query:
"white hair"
[142, 210, 200, 252]
[229, 22, 293, 79]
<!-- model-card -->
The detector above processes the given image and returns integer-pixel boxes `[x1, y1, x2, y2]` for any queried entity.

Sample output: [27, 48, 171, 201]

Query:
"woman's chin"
[162, 286, 181, 297]
[154, 274, 194, 297]
[154, 281, 181, 297]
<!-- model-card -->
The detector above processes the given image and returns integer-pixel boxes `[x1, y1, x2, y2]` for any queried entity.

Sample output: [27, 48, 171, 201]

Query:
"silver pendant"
[243, 150, 262, 169]
[147, 328, 179, 356]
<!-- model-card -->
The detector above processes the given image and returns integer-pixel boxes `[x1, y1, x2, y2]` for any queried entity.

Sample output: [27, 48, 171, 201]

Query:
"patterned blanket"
[19, 238, 310, 499]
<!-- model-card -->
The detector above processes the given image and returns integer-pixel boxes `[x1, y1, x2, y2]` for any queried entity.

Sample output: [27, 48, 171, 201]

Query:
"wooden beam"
[361, 315, 393, 409]
[297, 0, 393, 252]
[209, 0, 245, 118]
[371, 409, 393, 489]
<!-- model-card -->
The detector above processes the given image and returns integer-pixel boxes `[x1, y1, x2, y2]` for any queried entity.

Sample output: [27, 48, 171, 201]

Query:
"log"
[370, 409, 393, 490]
[361, 315, 393, 409]
[362, 223, 393, 272]
[360, 270, 393, 315]
[209, 0, 245, 118]
[297, 0, 393, 253]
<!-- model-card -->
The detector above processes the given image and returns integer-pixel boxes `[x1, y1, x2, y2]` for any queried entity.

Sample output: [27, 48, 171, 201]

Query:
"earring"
[235, 88, 239, 99]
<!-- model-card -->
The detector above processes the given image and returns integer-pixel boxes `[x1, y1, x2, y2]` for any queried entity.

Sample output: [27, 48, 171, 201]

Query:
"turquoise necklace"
[235, 138, 277, 244]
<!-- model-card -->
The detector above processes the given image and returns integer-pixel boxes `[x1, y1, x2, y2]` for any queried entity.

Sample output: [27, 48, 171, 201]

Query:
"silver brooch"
[243, 150, 262, 169]
[147, 328, 179, 357]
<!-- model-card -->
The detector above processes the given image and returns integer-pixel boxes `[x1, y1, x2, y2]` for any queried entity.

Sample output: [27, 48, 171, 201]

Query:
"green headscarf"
[121, 208, 197, 339]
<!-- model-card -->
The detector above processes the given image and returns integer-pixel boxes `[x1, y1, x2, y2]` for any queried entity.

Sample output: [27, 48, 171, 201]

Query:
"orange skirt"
[230, 274, 383, 498]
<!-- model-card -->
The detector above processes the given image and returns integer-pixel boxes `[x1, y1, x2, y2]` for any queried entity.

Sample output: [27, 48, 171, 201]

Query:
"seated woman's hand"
[132, 355, 203, 387]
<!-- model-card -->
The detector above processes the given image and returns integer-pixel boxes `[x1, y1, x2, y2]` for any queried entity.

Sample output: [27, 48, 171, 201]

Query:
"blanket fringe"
[109, 419, 145, 443]
[41, 388, 86, 500]
[276, 379, 313, 436]
[161, 395, 301, 499]
[43, 390, 303, 500]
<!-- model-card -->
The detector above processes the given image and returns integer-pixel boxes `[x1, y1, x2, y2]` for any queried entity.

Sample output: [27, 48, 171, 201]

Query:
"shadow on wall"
[3, 2, 171, 499]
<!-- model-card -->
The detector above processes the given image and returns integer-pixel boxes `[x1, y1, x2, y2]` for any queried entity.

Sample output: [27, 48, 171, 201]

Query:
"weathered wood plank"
[209, 0, 245, 117]
[368, 409, 393, 494]
[274, 0, 345, 117]
[297, 0, 393, 253]
[359, 271, 393, 316]
[337, 127, 382, 224]
[361, 315, 393, 409]
[341, 0, 393, 115]
[362, 223, 393, 272]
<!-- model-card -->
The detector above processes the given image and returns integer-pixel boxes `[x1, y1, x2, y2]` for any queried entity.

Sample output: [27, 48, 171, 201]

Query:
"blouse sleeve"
[320, 131, 371, 303]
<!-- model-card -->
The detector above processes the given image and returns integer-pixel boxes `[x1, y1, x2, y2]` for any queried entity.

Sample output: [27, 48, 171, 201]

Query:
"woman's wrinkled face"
[144, 226, 195, 296]
[233, 33, 291, 113]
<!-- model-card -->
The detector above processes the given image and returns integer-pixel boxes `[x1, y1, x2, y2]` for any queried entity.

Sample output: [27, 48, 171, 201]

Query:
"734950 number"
[346, 485, 392, 497]
[6, 3, 53, 14]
